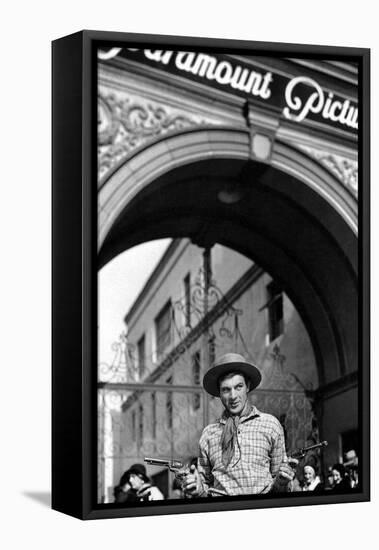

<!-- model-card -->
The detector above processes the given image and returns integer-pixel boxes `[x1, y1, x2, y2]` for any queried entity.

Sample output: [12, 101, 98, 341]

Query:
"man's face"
[219, 373, 249, 416]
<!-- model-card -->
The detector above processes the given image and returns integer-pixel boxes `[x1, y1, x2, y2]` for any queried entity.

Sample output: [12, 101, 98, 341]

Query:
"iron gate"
[98, 266, 319, 502]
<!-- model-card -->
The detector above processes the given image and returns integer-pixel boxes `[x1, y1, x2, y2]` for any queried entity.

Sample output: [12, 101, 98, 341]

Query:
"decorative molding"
[297, 145, 358, 197]
[98, 91, 213, 180]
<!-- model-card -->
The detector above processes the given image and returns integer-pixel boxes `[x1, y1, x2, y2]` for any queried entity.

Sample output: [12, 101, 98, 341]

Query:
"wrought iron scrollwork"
[99, 329, 136, 384]
[172, 266, 243, 346]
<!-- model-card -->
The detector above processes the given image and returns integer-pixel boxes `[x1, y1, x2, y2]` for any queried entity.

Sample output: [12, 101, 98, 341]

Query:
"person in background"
[125, 463, 164, 501]
[330, 463, 351, 493]
[324, 467, 334, 490]
[343, 450, 359, 489]
[113, 472, 138, 504]
[302, 465, 323, 492]
[349, 466, 359, 489]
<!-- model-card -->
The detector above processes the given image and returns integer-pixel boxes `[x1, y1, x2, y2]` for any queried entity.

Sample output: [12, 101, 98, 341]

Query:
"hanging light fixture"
[217, 181, 244, 204]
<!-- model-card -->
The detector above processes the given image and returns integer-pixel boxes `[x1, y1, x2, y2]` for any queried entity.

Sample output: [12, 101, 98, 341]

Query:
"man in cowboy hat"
[182, 352, 297, 497]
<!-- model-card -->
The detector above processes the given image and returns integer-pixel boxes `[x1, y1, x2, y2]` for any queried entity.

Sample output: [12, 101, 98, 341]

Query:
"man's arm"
[182, 429, 213, 497]
[270, 422, 286, 477]
[196, 435, 214, 497]
[269, 421, 297, 492]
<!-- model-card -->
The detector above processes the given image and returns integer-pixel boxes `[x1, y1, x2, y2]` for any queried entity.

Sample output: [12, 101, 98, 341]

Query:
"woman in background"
[302, 465, 323, 492]
[330, 463, 351, 493]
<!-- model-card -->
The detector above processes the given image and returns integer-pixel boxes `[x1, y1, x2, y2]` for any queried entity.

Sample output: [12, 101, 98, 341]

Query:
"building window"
[155, 300, 173, 361]
[166, 376, 173, 429]
[131, 410, 136, 441]
[137, 334, 146, 380]
[151, 392, 156, 440]
[139, 404, 144, 444]
[209, 335, 216, 366]
[266, 281, 283, 342]
[192, 351, 201, 411]
[183, 273, 191, 328]
[208, 336, 216, 399]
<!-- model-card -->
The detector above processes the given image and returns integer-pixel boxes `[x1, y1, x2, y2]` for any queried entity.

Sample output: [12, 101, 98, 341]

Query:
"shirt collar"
[218, 404, 260, 425]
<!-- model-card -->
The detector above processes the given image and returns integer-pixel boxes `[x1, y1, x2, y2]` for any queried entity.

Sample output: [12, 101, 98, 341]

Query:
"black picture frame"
[52, 30, 370, 520]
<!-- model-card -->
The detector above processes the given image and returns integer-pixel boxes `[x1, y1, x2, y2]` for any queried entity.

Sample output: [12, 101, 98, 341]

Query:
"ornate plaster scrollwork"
[297, 145, 358, 197]
[98, 92, 206, 179]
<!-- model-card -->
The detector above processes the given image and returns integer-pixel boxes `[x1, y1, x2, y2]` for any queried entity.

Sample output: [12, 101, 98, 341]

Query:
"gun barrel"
[291, 440, 328, 458]
[144, 457, 184, 469]
[144, 457, 169, 466]
[305, 441, 328, 452]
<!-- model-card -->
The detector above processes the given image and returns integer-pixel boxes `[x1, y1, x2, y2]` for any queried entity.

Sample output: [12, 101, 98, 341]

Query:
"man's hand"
[274, 457, 299, 491]
[182, 464, 203, 497]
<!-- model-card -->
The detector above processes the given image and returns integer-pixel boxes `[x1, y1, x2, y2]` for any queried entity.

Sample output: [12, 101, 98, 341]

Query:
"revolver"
[290, 440, 328, 459]
[144, 457, 190, 486]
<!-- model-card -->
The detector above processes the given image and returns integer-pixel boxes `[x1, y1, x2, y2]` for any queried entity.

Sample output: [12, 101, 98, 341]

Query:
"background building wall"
[112, 239, 319, 496]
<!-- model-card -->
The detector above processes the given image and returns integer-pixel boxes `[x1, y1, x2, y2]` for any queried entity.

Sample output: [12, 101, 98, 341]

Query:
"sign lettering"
[98, 48, 358, 133]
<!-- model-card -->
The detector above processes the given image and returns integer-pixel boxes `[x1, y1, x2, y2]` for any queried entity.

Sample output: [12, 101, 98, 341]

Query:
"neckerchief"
[220, 401, 252, 468]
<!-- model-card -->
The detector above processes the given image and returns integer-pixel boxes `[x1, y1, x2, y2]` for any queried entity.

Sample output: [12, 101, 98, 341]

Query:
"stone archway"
[98, 126, 358, 465]
[98, 127, 357, 248]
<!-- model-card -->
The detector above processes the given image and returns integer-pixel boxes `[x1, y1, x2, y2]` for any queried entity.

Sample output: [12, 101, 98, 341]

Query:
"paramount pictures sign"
[99, 48, 358, 134]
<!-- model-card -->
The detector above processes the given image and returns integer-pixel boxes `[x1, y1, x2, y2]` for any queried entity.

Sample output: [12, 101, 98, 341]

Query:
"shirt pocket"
[240, 426, 272, 470]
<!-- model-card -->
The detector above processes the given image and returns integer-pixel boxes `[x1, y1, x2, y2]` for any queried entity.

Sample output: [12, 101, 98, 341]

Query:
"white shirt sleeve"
[148, 486, 164, 500]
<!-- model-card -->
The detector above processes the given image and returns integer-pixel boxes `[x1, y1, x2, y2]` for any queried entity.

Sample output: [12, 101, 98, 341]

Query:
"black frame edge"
[52, 31, 85, 520]
[82, 30, 97, 520]
[53, 30, 370, 520]
[360, 48, 370, 501]
[84, 29, 370, 57]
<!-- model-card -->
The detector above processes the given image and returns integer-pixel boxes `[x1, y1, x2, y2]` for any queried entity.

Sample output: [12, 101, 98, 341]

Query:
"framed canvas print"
[52, 30, 370, 520]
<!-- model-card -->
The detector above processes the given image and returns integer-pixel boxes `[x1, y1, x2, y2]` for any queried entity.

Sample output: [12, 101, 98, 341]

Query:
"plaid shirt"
[197, 405, 286, 496]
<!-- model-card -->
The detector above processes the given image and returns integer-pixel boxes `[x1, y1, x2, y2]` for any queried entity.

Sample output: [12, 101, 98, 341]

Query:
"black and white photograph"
[96, 42, 367, 509]
[3, 0, 378, 545]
